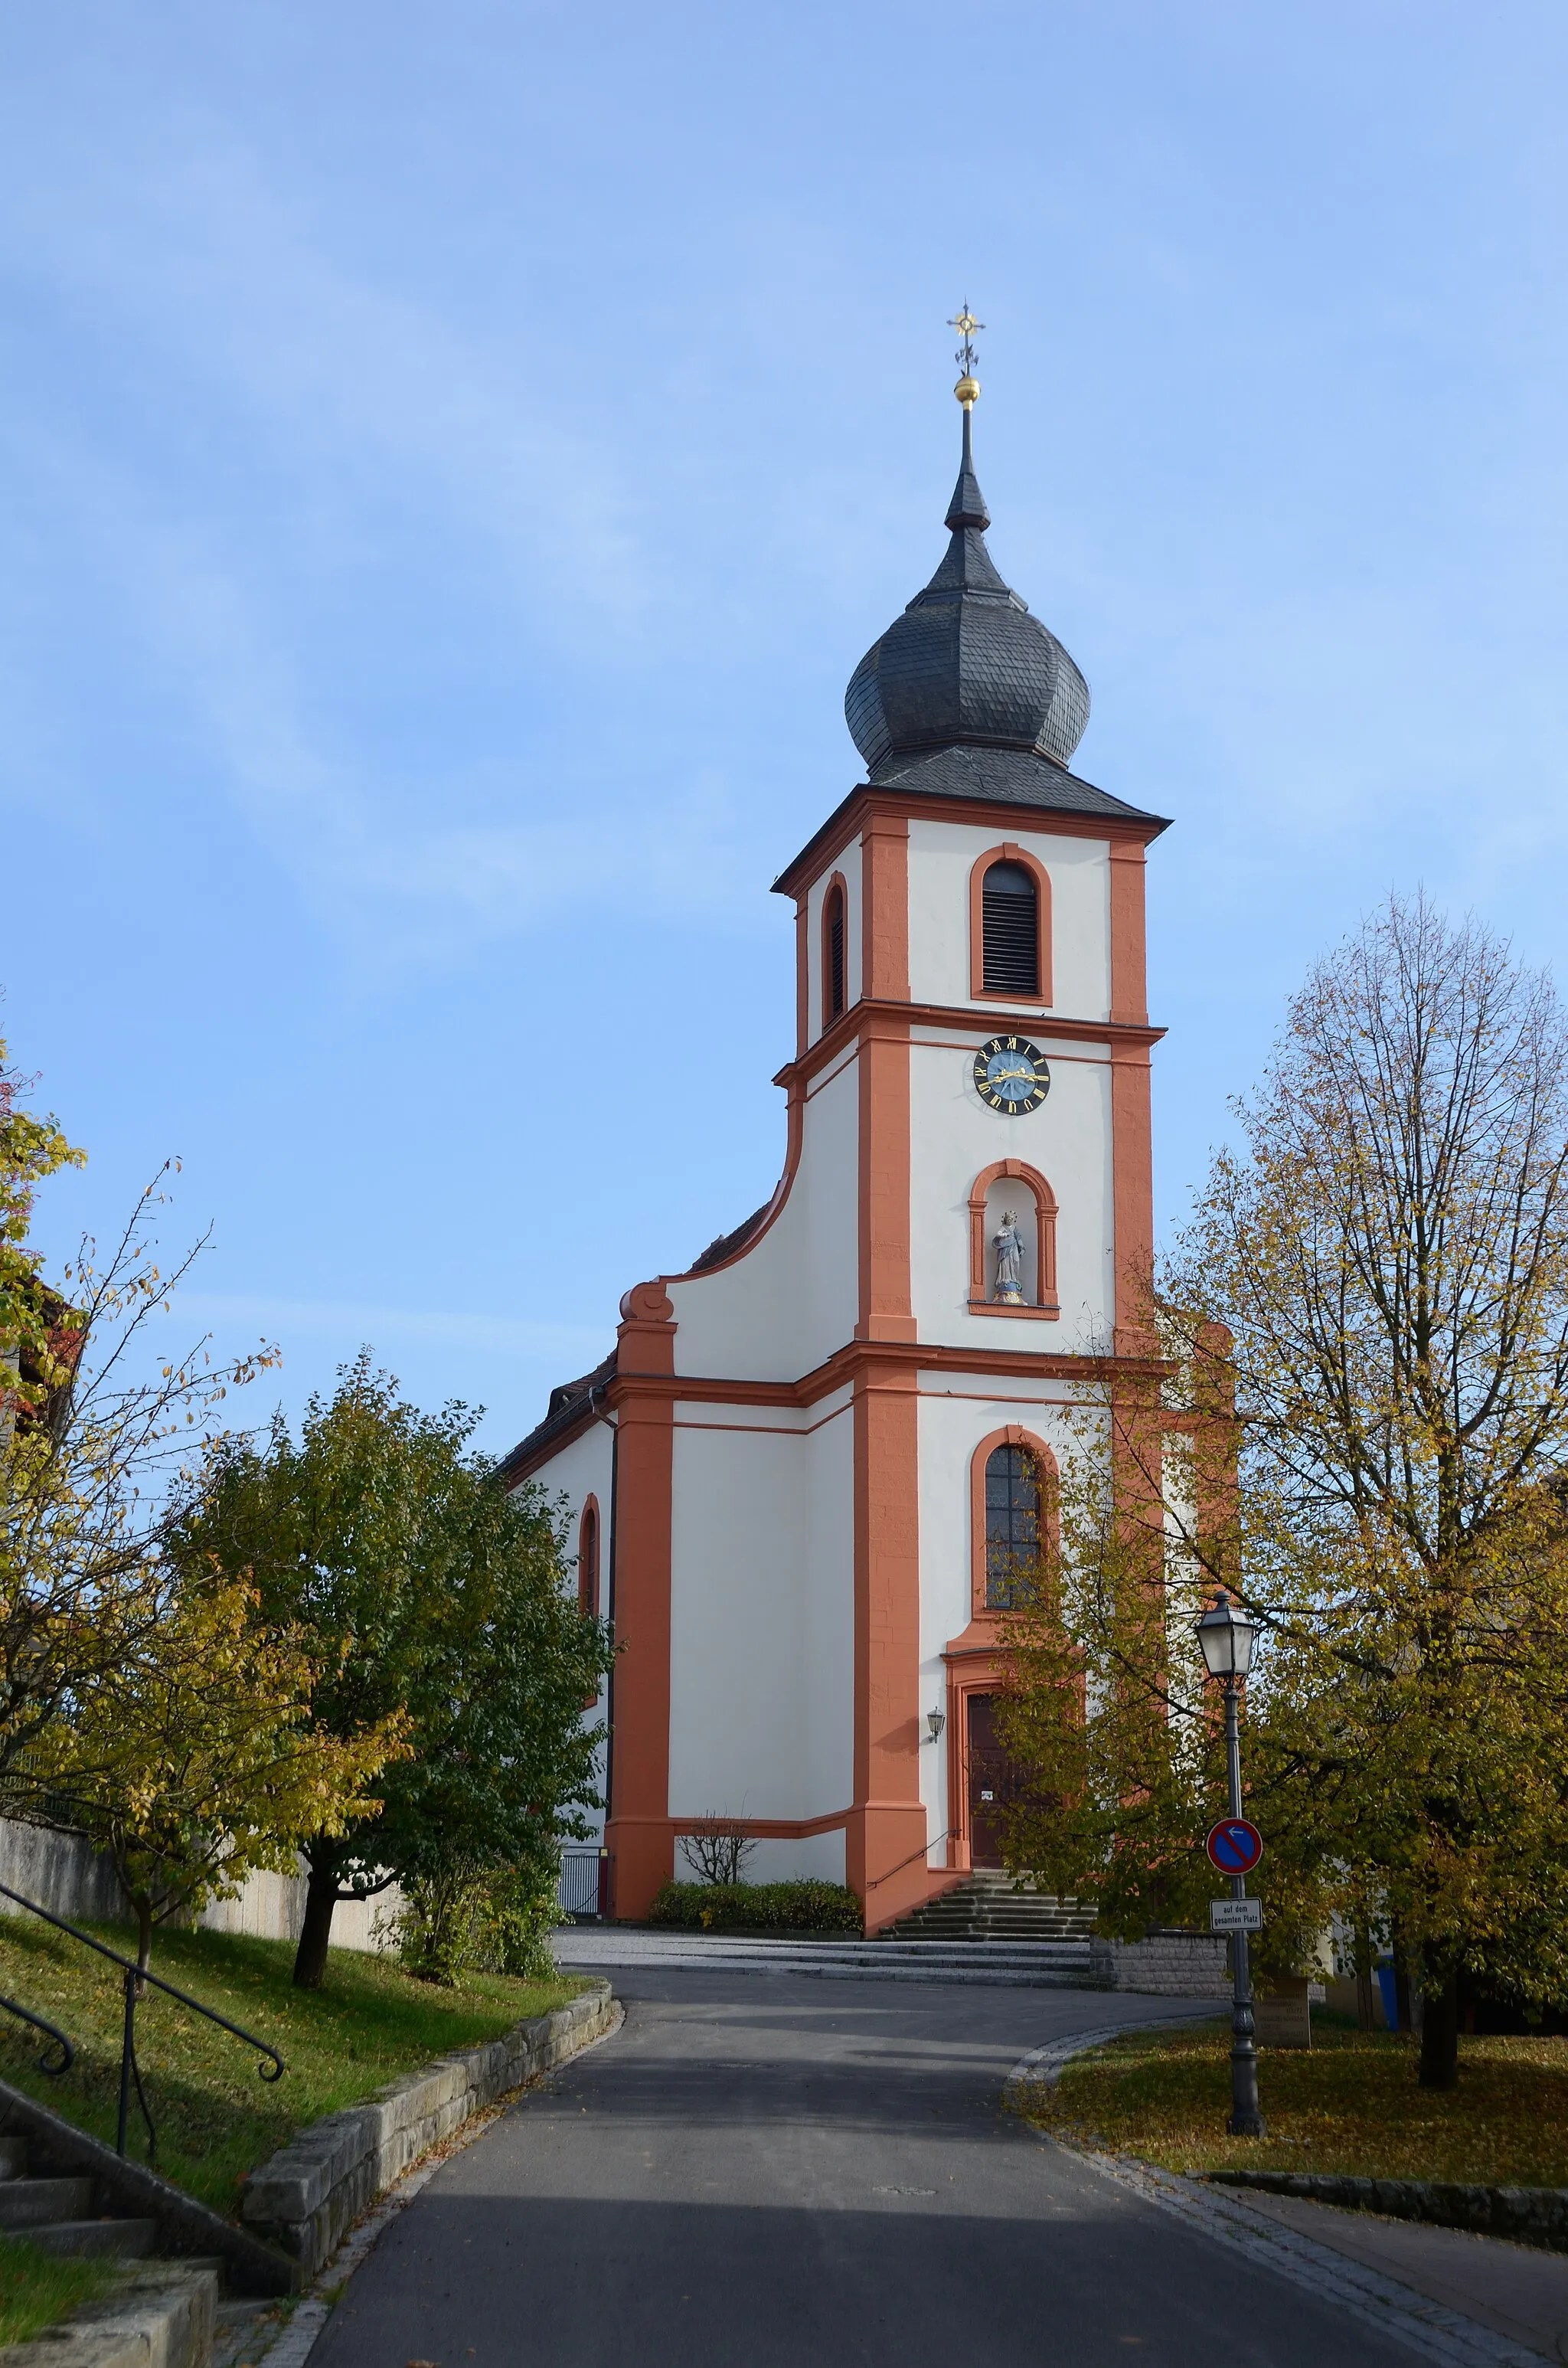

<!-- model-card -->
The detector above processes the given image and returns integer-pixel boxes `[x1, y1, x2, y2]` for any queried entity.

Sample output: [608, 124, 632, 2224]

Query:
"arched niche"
[967, 1159, 1059, 1320]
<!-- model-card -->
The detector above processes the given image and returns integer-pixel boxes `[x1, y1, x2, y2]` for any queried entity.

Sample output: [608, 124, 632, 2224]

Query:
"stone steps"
[30, 2216, 160, 2260]
[877, 1876, 1099, 1945]
[0, 2142, 161, 2258]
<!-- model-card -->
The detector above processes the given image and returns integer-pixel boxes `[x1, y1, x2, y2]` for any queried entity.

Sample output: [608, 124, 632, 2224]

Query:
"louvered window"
[982, 861, 1039, 996]
[825, 885, 846, 1022]
[985, 1445, 1040, 1610]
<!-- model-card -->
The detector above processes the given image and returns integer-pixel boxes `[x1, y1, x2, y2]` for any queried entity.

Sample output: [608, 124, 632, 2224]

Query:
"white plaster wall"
[804, 837, 863, 1047]
[905, 818, 1111, 1020]
[802, 1388, 855, 1827]
[914, 1382, 1096, 1847]
[724, 1831, 847, 1884]
[668, 1048, 859, 1382]
[667, 1398, 854, 1860]
[908, 1033, 1114, 1354]
[508, 1418, 613, 1840]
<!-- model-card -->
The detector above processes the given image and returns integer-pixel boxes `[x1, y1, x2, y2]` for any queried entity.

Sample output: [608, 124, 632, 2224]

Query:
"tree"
[678, 1818, 756, 1886]
[2, 1144, 276, 1808]
[178, 1357, 615, 1987]
[41, 1567, 400, 1969]
[0, 1029, 85, 1422]
[998, 896, 1568, 2089]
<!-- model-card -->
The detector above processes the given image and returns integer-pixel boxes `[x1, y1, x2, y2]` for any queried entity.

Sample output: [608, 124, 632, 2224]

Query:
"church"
[501, 332, 1170, 1931]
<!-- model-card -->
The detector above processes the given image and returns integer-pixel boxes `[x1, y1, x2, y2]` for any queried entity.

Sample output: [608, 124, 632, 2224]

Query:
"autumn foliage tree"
[42, 1568, 401, 1970]
[177, 1358, 615, 1988]
[2, 1081, 278, 1810]
[998, 895, 1568, 2090]
[0, 1028, 85, 1423]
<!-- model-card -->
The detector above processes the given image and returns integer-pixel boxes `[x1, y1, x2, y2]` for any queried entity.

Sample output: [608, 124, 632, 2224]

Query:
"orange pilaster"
[848, 1356, 929, 1928]
[604, 1282, 676, 1918]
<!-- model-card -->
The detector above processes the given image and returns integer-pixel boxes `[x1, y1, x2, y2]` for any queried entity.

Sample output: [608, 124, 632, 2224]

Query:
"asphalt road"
[312, 1969, 1423, 2368]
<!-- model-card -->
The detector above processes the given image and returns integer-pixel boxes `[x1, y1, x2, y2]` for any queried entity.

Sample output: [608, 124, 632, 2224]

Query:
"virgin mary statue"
[992, 1209, 1027, 1306]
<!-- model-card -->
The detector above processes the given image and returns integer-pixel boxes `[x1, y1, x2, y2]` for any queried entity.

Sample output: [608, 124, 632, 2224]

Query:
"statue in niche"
[992, 1209, 1027, 1306]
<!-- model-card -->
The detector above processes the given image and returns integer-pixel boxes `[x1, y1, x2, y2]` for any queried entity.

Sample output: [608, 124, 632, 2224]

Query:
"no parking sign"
[1204, 1818, 1263, 1876]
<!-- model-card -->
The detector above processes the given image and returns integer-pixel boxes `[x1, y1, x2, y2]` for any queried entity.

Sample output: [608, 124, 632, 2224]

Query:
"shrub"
[387, 1854, 564, 1985]
[647, 1879, 862, 1935]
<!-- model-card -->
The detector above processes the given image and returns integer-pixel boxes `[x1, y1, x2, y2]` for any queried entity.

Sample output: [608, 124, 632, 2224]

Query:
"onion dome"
[845, 404, 1089, 780]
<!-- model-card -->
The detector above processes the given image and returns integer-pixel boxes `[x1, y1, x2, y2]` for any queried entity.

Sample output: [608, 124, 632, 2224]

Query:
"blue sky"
[5, 2, 1567, 1451]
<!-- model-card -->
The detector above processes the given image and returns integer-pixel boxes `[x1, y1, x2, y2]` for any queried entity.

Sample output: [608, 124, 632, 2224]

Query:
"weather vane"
[948, 303, 984, 407]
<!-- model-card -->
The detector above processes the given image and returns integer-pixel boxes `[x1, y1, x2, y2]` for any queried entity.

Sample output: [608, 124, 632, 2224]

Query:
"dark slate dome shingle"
[845, 409, 1090, 780]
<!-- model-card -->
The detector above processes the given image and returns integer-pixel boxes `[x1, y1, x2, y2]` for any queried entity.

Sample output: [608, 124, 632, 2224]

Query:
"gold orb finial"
[947, 303, 985, 410]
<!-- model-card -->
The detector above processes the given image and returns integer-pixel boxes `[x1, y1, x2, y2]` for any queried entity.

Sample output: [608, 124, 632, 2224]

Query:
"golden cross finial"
[949, 302, 984, 406]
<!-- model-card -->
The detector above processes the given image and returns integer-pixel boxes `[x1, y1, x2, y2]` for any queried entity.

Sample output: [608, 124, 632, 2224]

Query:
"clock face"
[973, 1035, 1050, 1115]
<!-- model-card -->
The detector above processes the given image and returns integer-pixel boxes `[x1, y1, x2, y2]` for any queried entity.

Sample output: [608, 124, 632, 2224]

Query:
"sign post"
[1213, 1750, 1266, 2137]
[1194, 1591, 1267, 2138]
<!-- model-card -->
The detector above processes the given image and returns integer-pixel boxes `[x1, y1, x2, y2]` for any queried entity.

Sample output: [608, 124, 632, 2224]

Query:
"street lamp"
[1195, 1591, 1266, 2138]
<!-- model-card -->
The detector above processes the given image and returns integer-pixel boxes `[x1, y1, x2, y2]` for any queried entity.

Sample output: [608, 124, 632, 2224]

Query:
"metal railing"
[0, 1879, 283, 2164]
[557, 1850, 610, 1921]
[865, 1830, 952, 1889]
[0, 1988, 73, 2077]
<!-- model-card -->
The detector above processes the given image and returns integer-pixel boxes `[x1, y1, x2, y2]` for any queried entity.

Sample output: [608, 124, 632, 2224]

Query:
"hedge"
[647, 1879, 864, 1934]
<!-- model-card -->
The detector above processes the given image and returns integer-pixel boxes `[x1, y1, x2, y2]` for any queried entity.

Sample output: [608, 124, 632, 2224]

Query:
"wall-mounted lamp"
[926, 1710, 946, 1744]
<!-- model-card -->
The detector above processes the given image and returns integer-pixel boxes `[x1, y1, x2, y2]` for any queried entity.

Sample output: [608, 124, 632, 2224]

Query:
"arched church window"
[578, 1500, 599, 1619]
[982, 861, 1040, 996]
[823, 880, 846, 1025]
[985, 1444, 1040, 1609]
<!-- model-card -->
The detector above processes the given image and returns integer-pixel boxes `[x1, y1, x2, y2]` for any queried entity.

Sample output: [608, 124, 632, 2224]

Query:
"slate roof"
[497, 1349, 616, 1481]
[498, 1207, 777, 1477]
[688, 1202, 771, 1274]
[867, 741, 1165, 823]
[845, 407, 1091, 777]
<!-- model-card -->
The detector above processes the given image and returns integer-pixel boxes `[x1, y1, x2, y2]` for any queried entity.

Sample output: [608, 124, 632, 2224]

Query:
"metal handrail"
[0, 1991, 73, 2077]
[865, 1830, 953, 1889]
[0, 1878, 283, 2163]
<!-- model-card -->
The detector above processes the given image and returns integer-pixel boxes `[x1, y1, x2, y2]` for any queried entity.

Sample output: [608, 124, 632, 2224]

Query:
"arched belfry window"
[982, 863, 1038, 994]
[985, 1444, 1040, 1610]
[578, 1500, 599, 1620]
[970, 845, 1051, 1003]
[822, 877, 847, 1029]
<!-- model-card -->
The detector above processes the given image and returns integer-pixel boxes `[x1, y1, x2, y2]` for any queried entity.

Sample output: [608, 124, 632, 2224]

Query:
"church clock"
[972, 1035, 1050, 1115]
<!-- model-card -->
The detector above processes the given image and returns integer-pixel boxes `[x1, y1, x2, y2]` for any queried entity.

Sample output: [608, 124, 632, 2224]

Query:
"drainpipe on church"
[589, 1383, 618, 1913]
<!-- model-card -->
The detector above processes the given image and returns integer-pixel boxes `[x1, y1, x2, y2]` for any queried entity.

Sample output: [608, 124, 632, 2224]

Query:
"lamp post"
[1195, 1591, 1266, 2139]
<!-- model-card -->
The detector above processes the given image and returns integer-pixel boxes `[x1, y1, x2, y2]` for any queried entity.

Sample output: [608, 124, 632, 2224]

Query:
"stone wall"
[241, 1980, 619, 2275]
[1088, 1930, 1230, 1996]
[0, 1820, 399, 1954]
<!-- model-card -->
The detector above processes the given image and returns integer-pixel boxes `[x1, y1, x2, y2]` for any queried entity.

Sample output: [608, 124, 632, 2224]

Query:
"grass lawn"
[0, 1917, 583, 2218]
[0, 2229, 118, 2347]
[1017, 2016, 1568, 2187]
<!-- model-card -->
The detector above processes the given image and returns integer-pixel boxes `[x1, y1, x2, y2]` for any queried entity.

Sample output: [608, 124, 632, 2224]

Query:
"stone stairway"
[877, 1872, 1099, 1944]
[0, 2116, 296, 2368]
[0, 2128, 160, 2259]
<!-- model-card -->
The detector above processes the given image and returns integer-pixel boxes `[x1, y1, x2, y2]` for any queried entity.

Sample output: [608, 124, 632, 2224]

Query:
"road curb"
[1004, 2026, 1543, 2367]
[1211, 2167, 1568, 2254]
[242, 1980, 617, 2275]
[245, 1990, 626, 2368]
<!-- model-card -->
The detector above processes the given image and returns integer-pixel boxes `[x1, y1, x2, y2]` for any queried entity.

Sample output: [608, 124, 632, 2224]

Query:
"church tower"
[501, 327, 1169, 1928]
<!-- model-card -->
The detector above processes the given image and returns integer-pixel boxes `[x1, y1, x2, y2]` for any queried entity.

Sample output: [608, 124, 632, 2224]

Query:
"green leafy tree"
[178, 1357, 615, 1987]
[42, 1568, 401, 1969]
[998, 896, 1568, 2090]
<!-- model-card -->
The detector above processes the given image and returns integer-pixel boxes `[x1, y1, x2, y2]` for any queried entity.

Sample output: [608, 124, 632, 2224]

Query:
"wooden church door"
[965, 1693, 1018, 1869]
